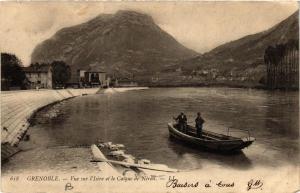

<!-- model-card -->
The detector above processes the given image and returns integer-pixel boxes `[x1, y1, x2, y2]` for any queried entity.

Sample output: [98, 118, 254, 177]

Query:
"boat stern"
[242, 137, 255, 143]
[240, 136, 255, 149]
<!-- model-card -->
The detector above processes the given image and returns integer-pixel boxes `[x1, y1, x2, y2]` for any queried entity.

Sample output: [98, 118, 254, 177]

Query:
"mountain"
[31, 10, 198, 82]
[174, 10, 299, 87]
[206, 10, 298, 64]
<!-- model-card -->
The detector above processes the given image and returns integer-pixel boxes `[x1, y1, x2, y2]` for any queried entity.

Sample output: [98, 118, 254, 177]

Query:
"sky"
[0, 1, 298, 66]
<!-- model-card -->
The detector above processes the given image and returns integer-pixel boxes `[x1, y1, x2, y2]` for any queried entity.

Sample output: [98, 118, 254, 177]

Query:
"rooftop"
[23, 64, 51, 73]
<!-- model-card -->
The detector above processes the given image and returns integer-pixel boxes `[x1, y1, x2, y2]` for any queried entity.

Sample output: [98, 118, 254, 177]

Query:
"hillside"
[207, 10, 298, 64]
[31, 10, 198, 82]
[169, 10, 299, 87]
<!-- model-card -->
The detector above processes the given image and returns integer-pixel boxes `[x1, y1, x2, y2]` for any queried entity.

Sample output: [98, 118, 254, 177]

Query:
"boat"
[91, 144, 179, 174]
[168, 123, 255, 153]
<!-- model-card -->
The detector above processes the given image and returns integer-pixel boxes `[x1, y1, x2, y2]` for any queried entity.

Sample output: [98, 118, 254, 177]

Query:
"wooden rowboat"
[91, 144, 179, 173]
[168, 123, 255, 153]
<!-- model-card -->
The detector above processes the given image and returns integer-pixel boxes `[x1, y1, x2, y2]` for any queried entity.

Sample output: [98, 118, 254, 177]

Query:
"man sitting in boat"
[195, 112, 205, 137]
[174, 112, 187, 133]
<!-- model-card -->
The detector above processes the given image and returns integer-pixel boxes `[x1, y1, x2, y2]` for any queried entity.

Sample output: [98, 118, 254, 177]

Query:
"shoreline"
[1, 87, 299, 193]
[27, 96, 74, 126]
[1, 87, 149, 161]
[143, 82, 299, 91]
[1, 85, 296, 150]
[1, 88, 99, 161]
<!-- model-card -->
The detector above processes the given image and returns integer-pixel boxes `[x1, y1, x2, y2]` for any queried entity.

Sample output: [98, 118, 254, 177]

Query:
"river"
[2, 87, 299, 173]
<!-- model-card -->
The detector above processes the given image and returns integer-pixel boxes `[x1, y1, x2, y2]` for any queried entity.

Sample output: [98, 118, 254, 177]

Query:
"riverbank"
[1, 88, 99, 148]
[1, 86, 152, 175]
[145, 82, 299, 91]
[1, 87, 149, 161]
[147, 82, 266, 89]
[1, 87, 298, 193]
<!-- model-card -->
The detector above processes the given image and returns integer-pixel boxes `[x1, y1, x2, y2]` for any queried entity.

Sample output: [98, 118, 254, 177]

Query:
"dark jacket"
[195, 116, 205, 128]
[176, 114, 187, 124]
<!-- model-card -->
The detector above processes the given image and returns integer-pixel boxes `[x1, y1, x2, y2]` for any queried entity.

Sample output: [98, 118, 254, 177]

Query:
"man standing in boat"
[195, 112, 205, 137]
[174, 112, 187, 133]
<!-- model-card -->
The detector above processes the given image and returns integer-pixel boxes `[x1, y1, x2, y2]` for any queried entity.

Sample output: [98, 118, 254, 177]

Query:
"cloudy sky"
[0, 1, 298, 66]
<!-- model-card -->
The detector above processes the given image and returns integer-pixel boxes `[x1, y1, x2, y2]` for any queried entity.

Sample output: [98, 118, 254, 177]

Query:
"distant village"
[1, 53, 138, 91]
[23, 63, 109, 89]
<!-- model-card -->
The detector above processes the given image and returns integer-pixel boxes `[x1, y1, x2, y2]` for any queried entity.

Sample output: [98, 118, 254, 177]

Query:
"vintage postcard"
[0, 1, 299, 193]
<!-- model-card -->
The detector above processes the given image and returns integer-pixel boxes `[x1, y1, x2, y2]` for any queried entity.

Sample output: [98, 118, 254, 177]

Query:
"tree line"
[1, 53, 71, 90]
[264, 39, 299, 89]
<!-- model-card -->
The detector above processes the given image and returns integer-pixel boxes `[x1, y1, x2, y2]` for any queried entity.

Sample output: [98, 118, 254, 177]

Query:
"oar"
[91, 158, 180, 173]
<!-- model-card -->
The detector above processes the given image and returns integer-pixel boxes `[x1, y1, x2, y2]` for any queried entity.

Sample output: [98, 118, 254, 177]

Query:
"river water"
[2, 88, 299, 173]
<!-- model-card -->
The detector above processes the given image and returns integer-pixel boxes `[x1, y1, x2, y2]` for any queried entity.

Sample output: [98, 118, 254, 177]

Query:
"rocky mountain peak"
[31, 10, 197, 82]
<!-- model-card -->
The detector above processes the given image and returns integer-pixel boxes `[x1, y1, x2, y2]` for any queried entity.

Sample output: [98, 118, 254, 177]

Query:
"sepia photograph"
[0, 1, 299, 193]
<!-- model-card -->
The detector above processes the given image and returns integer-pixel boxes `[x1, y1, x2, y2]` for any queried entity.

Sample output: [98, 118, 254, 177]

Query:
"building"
[23, 64, 52, 89]
[22, 65, 109, 89]
[77, 69, 107, 87]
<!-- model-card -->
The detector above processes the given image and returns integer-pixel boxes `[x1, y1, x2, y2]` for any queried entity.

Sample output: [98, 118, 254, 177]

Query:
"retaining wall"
[1, 88, 99, 146]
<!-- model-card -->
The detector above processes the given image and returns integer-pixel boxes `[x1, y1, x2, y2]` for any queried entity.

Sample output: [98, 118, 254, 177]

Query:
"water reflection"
[167, 136, 253, 170]
[21, 88, 299, 170]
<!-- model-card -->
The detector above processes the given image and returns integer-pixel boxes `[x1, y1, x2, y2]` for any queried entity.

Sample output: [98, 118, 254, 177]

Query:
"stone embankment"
[1, 88, 99, 148]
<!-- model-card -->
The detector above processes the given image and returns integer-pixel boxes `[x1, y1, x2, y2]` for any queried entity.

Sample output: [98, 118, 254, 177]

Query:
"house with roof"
[77, 69, 107, 87]
[23, 64, 52, 89]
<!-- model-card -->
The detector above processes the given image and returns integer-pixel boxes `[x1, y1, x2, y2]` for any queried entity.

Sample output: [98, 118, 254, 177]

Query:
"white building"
[23, 64, 52, 89]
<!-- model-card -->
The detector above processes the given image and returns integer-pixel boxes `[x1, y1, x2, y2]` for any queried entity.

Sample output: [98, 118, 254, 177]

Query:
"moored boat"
[168, 123, 255, 153]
